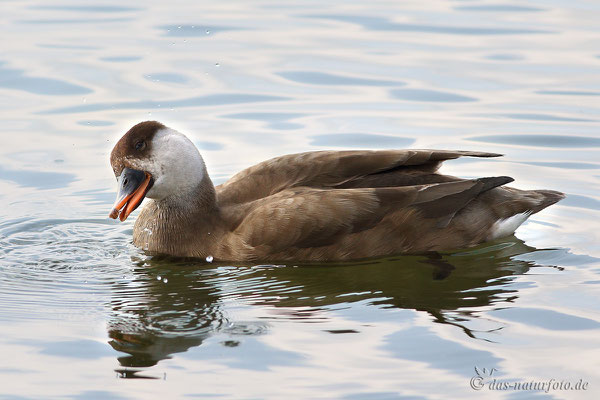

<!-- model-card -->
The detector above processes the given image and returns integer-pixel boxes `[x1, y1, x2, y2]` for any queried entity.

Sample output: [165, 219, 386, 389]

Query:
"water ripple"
[303, 15, 553, 35]
[497, 113, 594, 122]
[0, 165, 76, 190]
[278, 71, 402, 86]
[537, 90, 600, 96]
[468, 134, 600, 148]
[0, 61, 92, 96]
[101, 56, 143, 63]
[159, 25, 236, 37]
[310, 133, 414, 148]
[19, 18, 134, 24]
[145, 72, 189, 84]
[391, 88, 477, 102]
[492, 307, 600, 330]
[30, 5, 141, 13]
[223, 112, 306, 130]
[39, 93, 290, 114]
[455, 5, 545, 13]
[0, 216, 133, 322]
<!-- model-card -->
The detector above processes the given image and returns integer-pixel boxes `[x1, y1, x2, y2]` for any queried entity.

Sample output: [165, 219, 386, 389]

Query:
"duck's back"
[211, 150, 564, 261]
[217, 149, 500, 202]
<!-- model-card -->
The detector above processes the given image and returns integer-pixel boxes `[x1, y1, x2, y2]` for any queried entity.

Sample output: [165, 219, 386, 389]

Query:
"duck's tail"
[502, 187, 566, 215]
[528, 189, 566, 213]
[485, 187, 565, 240]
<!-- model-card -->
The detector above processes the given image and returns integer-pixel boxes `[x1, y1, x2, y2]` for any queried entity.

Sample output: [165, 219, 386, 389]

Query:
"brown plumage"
[109, 121, 565, 262]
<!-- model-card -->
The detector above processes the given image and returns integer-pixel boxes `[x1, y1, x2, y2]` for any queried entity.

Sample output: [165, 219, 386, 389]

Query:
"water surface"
[1, 1, 599, 399]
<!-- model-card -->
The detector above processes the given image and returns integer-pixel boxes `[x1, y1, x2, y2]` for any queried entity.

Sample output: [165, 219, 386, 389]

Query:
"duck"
[109, 121, 564, 262]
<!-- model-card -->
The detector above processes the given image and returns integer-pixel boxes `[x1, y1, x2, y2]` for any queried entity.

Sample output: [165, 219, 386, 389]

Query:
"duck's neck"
[134, 175, 223, 257]
[161, 174, 219, 217]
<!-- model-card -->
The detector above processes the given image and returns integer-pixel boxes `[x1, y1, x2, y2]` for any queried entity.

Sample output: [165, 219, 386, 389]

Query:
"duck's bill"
[109, 168, 153, 222]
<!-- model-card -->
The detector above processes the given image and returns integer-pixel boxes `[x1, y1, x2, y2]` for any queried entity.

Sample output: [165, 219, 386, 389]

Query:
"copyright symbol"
[470, 376, 484, 390]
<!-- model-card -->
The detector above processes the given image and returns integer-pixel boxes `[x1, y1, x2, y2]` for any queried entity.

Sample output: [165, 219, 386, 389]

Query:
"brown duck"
[109, 121, 564, 261]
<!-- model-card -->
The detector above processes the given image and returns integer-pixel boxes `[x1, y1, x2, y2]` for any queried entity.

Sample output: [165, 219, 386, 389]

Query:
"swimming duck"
[109, 121, 564, 261]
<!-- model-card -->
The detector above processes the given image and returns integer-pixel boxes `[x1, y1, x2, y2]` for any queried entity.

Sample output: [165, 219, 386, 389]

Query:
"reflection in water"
[107, 237, 554, 377]
[1, 0, 598, 395]
[108, 265, 224, 372]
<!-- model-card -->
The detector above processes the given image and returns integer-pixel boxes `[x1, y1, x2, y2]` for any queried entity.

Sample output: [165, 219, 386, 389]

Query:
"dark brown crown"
[110, 121, 165, 176]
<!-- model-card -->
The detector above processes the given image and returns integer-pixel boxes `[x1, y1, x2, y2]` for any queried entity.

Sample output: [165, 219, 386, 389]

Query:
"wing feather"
[217, 149, 502, 204]
[233, 176, 512, 255]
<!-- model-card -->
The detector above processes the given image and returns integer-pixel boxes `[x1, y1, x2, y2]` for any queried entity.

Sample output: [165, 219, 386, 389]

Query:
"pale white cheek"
[142, 127, 206, 200]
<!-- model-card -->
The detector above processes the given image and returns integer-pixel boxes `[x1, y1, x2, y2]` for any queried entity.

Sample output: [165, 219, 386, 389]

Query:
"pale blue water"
[1, 1, 599, 399]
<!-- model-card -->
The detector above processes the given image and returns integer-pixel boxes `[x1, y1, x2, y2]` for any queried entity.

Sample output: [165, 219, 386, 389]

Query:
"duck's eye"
[134, 141, 146, 151]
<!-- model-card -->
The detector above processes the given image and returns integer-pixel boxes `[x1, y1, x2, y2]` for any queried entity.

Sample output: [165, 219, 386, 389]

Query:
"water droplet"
[82, 98, 87, 103]
[157, 275, 162, 280]
[215, 62, 220, 67]
[84, 280, 88, 284]
[163, 278, 168, 283]
[206, 256, 214, 263]
[205, 30, 210, 35]
[148, 112, 152, 116]
[183, 39, 187, 43]
[178, 26, 181, 29]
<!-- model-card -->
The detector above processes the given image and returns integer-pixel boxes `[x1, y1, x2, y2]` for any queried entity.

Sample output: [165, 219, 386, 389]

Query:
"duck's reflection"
[108, 265, 225, 376]
[107, 237, 557, 377]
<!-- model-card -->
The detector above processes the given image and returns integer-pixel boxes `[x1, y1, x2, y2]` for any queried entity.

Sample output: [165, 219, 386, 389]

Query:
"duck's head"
[109, 121, 207, 221]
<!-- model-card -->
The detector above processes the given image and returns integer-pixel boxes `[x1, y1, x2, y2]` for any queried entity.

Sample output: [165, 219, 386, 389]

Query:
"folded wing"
[234, 176, 513, 257]
[217, 149, 502, 204]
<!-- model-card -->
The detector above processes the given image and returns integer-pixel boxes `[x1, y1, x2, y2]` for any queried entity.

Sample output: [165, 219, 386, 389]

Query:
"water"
[1, 0, 599, 398]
